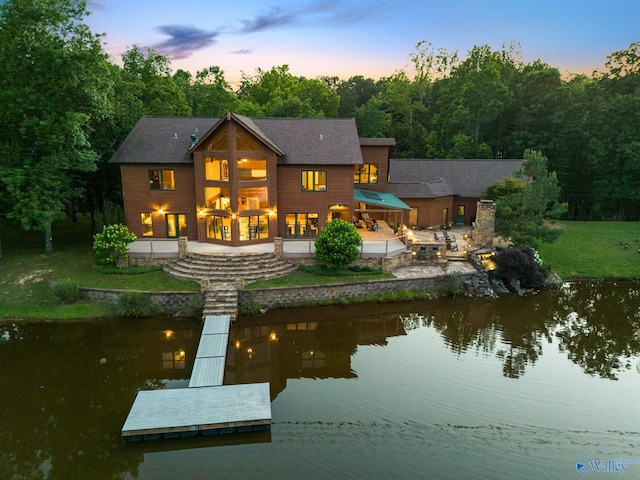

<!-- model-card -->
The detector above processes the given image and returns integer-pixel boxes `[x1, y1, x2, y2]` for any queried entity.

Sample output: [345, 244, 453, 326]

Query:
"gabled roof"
[250, 117, 363, 165]
[110, 115, 363, 166]
[386, 159, 522, 199]
[109, 116, 218, 164]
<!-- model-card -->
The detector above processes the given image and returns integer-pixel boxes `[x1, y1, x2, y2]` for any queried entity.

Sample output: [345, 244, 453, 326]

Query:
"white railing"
[281, 235, 408, 258]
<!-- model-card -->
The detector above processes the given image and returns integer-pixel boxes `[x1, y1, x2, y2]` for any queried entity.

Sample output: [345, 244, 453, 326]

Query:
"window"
[285, 213, 319, 237]
[239, 215, 269, 241]
[204, 158, 229, 181]
[140, 212, 153, 237]
[149, 169, 175, 191]
[236, 130, 262, 150]
[204, 187, 231, 211]
[237, 158, 267, 181]
[354, 164, 378, 184]
[206, 215, 231, 241]
[238, 187, 268, 210]
[301, 170, 327, 192]
[205, 130, 227, 150]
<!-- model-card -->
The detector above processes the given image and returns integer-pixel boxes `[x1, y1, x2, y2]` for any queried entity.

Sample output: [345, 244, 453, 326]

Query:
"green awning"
[354, 188, 412, 210]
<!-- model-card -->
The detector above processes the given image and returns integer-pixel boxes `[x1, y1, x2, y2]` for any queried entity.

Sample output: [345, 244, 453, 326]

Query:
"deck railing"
[281, 235, 408, 258]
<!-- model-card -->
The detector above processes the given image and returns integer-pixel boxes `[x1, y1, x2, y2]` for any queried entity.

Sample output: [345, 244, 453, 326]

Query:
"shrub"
[93, 224, 137, 266]
[177, 293, 204, 319]
[494, 245, 546, 290]
[437, 272, 464, 297]
[314, 219, 362, 270]
[116, 291, 156, 317]
[52, 278, 82, 303]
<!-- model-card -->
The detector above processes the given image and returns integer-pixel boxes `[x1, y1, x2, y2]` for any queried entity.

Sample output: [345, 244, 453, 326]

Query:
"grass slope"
[0, 217, 198, 320]
[536, 221, 640, 279]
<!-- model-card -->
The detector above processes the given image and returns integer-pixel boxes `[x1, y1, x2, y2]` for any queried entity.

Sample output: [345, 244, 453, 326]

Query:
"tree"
[492, 149, 567, 247]
[183, 66, 239, 116]
[314, 219, 362, 269]
[238, 65, 339, 117]
[0, 0, 112, 254]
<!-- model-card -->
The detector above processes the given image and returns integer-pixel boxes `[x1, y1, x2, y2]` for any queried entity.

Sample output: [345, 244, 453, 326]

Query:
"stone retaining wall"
[81, 287, 200, 311]
[81, 269, 494, 316]
[239, 271, 491, 310]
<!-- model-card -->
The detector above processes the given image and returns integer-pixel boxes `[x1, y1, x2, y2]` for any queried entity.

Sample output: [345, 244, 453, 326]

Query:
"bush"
[437, 272, 465, 297]
[177, 293, 204, 319]
[314, 219, 362, 270]
[494, 245, 546, 290]
[52, 278, 82, 303]
[116, 291, 156, 317]
[93, 224, 137, 266]
[298, 264, 381, 276]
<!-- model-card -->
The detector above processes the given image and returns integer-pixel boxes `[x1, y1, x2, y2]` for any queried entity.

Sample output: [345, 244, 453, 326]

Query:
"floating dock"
[122, 315, 271, 441]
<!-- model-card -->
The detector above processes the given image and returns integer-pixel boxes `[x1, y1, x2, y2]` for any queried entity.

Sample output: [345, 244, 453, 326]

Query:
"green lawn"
[1, 217, 638, 320]
[536, 221, 640, 279]
[0, 217, 198, 320]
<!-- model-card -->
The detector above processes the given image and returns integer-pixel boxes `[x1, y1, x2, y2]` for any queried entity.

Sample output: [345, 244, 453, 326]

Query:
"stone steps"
[203, 283, 239, 321]
[163, 252, 298, 284]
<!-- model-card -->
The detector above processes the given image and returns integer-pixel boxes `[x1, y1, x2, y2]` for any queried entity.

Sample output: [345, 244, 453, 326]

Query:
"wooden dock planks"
[122, 383, 271, 439]
[195, 332, 228, 359]
[202, 315, 231, 335]
[189, 357, 225, 387]
[121, 314, 272, 441]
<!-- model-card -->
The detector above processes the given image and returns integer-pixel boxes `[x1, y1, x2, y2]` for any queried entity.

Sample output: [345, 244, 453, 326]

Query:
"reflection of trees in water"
[550, 281, 640, 380]
[405, 281, 640, 380]
[315, 321, 359, 360]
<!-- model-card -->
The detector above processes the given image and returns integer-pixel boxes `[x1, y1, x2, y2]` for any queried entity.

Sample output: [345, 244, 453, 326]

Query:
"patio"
[127, 219, 407, 259]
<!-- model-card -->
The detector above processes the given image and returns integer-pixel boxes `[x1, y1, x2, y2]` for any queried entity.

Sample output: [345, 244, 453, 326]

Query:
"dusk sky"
[85, 0, 639, 87]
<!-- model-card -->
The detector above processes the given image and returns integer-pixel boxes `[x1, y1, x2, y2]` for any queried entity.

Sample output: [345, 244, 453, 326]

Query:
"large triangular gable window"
[236, 130, 262, 151]
[205, 129, 227, 150]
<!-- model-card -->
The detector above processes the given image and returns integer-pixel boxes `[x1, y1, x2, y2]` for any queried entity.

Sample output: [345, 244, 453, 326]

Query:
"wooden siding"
[192, 122, 279, 244]
[358, 145, 390, 191]
[120, 164, 197, 239]
[276, 164, 355, 233]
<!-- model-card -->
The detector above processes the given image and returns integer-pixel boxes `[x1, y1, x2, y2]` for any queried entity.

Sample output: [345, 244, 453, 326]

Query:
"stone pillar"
[274, 237, 283, 259]
[178, 237, 188, 258]
[473, 200, 496, 248]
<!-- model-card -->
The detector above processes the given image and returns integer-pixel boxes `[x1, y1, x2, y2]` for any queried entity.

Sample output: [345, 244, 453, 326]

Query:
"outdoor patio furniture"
[361, 213, 378, 231]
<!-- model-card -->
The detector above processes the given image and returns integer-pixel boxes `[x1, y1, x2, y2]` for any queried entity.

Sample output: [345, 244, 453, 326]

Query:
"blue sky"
[86, 0, 639, 87]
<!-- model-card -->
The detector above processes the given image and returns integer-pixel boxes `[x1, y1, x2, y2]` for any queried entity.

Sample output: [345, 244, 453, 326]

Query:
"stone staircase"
[163, 252, 298, 322]
[203, 283, 239, 321]
[163, 252, 298, 284]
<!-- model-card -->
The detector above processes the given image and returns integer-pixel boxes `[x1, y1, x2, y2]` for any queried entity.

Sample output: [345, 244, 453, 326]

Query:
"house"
[110, 113, 522, 246]
[387, 159, 523, 229]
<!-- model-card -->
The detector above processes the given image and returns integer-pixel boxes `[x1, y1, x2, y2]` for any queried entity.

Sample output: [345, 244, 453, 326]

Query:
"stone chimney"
[473, 200, 496, 248]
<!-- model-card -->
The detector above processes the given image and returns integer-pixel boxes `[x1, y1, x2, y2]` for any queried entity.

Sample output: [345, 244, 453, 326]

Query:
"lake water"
[1, 281, 639, 479]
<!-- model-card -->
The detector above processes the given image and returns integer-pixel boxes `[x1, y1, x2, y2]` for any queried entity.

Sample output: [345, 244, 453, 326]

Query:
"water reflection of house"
[226, 317, 407, 401]
[135, 323, 200, 381]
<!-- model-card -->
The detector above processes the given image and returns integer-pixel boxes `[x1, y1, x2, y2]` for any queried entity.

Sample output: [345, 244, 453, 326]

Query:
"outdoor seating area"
[434, 229, 458, 251]
[360, 212, 378, 231]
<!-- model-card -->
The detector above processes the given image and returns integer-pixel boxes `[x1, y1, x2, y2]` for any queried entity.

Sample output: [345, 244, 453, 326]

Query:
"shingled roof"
[387, 159, 522, 198]
[110, 115, 363, 166]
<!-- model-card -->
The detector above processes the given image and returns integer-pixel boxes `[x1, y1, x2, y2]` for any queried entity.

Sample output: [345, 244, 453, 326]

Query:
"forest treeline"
[1, 0, 639, 250]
